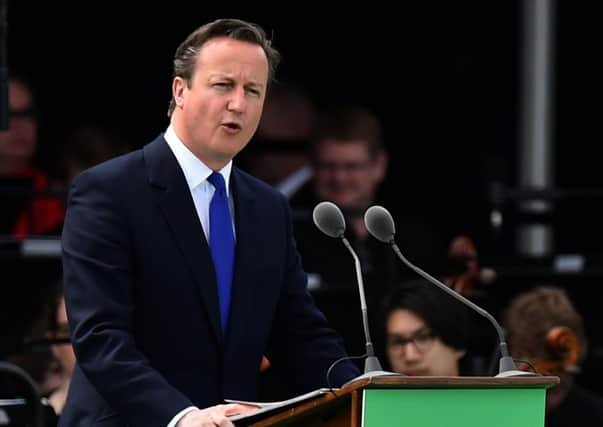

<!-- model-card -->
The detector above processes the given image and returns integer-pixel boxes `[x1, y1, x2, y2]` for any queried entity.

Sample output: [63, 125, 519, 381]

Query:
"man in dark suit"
[60, 18, 358, 427]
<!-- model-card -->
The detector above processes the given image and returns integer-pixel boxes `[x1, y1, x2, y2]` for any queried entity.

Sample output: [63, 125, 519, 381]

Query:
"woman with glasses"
[380, 279, 470, 376]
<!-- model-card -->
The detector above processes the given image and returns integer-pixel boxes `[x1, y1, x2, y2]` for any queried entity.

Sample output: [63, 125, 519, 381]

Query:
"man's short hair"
[310, 105, 384, 160]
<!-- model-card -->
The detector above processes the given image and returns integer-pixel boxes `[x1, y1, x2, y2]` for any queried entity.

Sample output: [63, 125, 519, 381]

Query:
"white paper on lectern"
[226, 388, 335, 421]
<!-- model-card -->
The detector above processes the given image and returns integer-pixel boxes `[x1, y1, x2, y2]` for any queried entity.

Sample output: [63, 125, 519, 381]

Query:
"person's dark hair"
[380, 278, 470, 351]
[310, 104, 384, 160]
[167, 18, 281, 117]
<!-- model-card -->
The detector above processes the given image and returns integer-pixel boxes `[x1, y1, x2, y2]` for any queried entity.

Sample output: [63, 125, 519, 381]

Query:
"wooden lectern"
[235, 375, 559, 427]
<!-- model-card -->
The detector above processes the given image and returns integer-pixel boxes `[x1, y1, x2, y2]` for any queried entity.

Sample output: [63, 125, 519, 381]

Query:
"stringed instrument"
[530, 326, 581, 376]
[445, 235, 496, 295]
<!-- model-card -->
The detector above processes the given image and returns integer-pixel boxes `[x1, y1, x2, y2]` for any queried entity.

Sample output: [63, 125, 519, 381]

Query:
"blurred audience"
[58, 123, 132, 192]
[292, 105, 395, 292]
[444, 234, 497, 296]
[295, 104, 388, 234]
[443, 234, 503, 373]
[380, 279, 473, 376]
[291, 104, 451, 359]
[238, 81, 316, 197]
[46, 290, 75, 417]
[290, 105, 400, 357]
[3, 281, 70, 425]
[503, 286, 603, 426]
[0, 74, 64, 238]
[4, 279, 60, 393]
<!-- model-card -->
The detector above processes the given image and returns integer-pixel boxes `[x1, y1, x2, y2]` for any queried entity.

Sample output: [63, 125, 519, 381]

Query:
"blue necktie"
[207, 172, 235, 335]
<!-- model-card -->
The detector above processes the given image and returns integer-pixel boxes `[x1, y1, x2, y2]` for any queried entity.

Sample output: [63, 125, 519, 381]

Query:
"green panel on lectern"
[363, 388, 546, 427]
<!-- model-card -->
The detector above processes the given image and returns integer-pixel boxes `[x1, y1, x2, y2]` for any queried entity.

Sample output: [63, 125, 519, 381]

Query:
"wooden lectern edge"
[347, 375, 560, 389]
[239, 387, 347, 426]
[241, 375, 559, 426]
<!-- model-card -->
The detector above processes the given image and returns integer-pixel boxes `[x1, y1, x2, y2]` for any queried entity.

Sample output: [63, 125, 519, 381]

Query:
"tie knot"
[208, 172, 226, 193]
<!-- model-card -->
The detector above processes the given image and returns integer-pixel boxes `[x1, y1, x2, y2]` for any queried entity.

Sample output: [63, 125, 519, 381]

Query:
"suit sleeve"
[62, 170, 193, 426]
[265, 195, 360, 392]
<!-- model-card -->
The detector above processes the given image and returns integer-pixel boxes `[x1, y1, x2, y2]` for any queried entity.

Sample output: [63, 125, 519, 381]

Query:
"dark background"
[7, 1, 603, 254]
[4, 0, 603, 393]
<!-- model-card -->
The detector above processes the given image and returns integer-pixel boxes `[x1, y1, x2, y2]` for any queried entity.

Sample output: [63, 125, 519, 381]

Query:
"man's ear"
[172, 77, 186, 107]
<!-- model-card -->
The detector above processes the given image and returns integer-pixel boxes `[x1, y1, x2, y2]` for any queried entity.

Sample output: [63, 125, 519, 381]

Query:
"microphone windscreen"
[313, 201, 346, 238]
[364, 205, 395, 243]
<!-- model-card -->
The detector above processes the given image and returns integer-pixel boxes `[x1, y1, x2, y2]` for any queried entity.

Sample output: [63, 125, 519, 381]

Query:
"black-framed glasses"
[386, 327, 436, 354]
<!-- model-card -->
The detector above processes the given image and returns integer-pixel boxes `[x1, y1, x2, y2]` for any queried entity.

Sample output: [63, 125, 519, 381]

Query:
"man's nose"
[227, 88, 246, 112]
[403, 342, 422, 361]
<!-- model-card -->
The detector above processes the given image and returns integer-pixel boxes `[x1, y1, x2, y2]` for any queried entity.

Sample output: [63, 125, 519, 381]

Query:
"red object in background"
[10, 167, 64, 238]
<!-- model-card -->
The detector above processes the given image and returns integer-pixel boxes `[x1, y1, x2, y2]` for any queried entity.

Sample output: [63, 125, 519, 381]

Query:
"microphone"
[312, 201, 397, 379]
[364, 205, 535, 377]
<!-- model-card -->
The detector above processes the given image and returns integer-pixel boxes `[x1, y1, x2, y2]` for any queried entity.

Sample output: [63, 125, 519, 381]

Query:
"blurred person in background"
[291, 105, 448, 360]
[503, 286, 603, 427]
[46, 287, 75, 417]
[380, 279, 472, 376]
[0, 73, 64, 238]
[237, 81, 316, 198]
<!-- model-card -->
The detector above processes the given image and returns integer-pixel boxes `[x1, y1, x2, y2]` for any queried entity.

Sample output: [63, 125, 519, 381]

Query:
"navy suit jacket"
[60, 135, 358, 426]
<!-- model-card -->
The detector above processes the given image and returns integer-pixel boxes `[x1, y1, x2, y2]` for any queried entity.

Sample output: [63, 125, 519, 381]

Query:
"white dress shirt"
[164, 124, 235, 241]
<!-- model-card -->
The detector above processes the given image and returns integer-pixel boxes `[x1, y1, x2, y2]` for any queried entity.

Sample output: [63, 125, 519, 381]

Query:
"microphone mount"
[339, 235, 383, 374]
[312, 202, 398, 381]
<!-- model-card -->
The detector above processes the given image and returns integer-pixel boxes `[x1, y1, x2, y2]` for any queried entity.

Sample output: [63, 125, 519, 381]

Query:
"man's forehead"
[389, 324, 429, 336]
[196, 38, 268, 72]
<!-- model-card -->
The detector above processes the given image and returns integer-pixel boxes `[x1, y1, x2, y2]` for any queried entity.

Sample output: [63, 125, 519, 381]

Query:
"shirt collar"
[164, 124, 232, 195]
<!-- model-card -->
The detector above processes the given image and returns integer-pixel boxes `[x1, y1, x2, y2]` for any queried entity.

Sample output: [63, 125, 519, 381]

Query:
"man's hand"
[177, 403, 257, 427]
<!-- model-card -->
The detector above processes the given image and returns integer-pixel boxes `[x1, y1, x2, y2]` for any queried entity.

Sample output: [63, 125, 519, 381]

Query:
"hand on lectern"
[177, 403, 257, 426]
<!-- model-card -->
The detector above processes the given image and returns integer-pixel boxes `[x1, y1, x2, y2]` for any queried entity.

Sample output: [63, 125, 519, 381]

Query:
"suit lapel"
[143, 136, 222, 343]
[226, 169, 261, 347]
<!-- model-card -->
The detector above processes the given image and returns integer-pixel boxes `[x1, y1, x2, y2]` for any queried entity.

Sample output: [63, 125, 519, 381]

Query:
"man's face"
[171, 37, 269, 170]
[314, 140, 386, 210]
[0, 80, 37, 167]
[386, 309, 465, 376]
